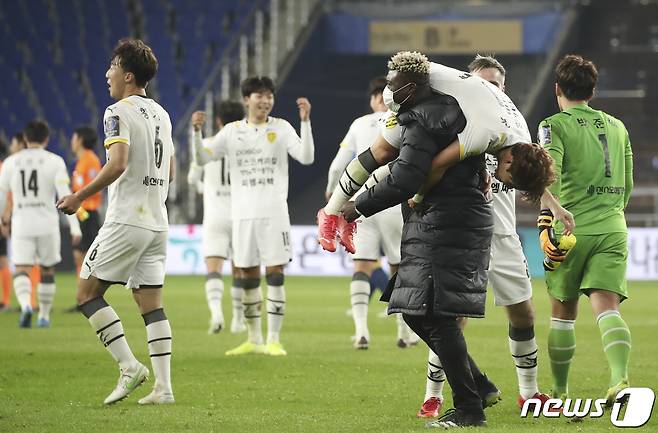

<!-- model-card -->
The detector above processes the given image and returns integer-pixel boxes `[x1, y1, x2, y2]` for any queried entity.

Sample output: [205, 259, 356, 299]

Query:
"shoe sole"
[105, 366, 149, 405]
[417, 411, 439, 418]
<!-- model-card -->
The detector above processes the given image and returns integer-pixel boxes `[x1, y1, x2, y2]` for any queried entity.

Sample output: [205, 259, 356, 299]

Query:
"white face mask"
[382, 83, 413, 113]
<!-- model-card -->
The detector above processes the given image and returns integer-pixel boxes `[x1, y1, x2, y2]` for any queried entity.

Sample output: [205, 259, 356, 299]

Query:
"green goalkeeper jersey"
[539, 104, 633, 235]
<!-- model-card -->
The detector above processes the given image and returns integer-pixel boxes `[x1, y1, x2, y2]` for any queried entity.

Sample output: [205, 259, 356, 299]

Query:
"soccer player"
[192, 76, 314, 356]
[536, 54, 633, 405]
[0, 121, 82, 328]
[317, 52, 567, 254]
[326, 76, 414, 349]
[58, 39, 175, 405]
[65, 126, 103, 313]
[415, 56, 553, 419]
[187, 100, 246, 334]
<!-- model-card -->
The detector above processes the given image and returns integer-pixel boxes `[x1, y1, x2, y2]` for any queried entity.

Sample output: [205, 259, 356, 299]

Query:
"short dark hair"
[111, 38, 158, 88]
[468, 55, 506, 76]
[12, 132, 26, 148]
[241, 76, 275, 97]
[23, 120, 49, 143]
[74, 126, 98, 150]
[555, 54, 597, 101]
[368, 76, 387, 96]
[508, 143, 555, 204]
[214, 100, 245, 125]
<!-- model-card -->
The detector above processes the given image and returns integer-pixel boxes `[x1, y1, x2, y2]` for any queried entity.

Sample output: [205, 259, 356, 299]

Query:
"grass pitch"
[0, 275, 656, 432]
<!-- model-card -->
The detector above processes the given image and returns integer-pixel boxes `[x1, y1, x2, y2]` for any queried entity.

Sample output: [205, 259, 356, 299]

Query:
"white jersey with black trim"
[0, 148, 79, 237]
[381, 62, 531, 157]
[201, 137, 231, 223]
[486, 154, 516, 235]
[102, 94, 174, 231]
[200, 117, 314, 221]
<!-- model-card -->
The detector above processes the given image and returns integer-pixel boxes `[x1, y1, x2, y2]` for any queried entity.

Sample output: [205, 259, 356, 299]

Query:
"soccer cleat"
[316, 208, 338, 252]
[353, 336, 369, 350]
[336, 215, 357, 254]
[19, 308, 33, 328]
[230, 315, 246, 334]
[518, 392, 561, 413]
[265, 342, 287, 356]
[37, 317, 50, 328]
[225, 341, 266, 356]
[417, 397, 443, 418]
[396, 338, 408, 349]
[475, 374, 502, 408]
[605, 379, 629, 407]
[103, 363, 149, 405]
[207, 319, 223, 335]
[426, 408, 486, 428]
[138, 389, 175, 405]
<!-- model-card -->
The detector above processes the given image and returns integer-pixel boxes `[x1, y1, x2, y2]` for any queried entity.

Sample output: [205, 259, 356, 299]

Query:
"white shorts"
[203, 217, 231, 259]
[352, 207, 402, 264]
[488, 233, 532, 306]
[80, 223, 167, 289]
[232, 216, 292, 268]
[12, 232, 61, 267]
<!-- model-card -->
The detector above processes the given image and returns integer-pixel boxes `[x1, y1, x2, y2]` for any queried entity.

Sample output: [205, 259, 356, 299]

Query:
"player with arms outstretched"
[538, 54, 633, 405]
[58, 39, 175, 405]
[0, 121, 81, 328]
[188, 100, 246, 334]
[193, 77, 314, 356]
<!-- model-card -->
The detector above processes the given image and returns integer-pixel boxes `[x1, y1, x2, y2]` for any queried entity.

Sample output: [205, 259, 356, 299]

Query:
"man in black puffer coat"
[342, 52, 493, 428]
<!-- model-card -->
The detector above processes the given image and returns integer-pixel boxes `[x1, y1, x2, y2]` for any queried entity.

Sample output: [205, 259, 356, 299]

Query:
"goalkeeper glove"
[537, 209, 567, 263]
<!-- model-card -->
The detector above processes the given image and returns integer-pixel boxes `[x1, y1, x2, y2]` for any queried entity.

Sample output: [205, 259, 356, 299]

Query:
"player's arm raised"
[57, 141, 129, 215]
[286, 97, 314, 165]
[191, 111, 227, 165]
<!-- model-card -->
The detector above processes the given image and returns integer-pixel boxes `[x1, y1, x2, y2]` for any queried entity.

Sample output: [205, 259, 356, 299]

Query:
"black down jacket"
[355, 92, 493, 318]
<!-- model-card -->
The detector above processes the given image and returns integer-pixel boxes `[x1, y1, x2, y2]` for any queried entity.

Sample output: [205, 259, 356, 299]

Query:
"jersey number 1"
[20, 169, 38, 197]
[598, 134, 612, 177]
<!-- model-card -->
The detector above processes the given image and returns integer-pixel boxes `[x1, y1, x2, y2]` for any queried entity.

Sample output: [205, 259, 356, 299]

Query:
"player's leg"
[12, 236, 37, 327]
[226, 219, 265, 355]
[417, 348, 446, 418]
[581, 232, 630, 404]
[350, 216, 379, 348]
[77, 223, 150, 404]
[229, 263, 246, 333]
[34, 231, 61, 327]
[204, 256, 226, 334]
[0, 235, 11, 310]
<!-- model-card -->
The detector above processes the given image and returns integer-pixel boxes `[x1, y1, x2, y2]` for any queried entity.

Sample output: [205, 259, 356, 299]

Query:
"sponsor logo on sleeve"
[538, 124, 552, 145]
[104, 115, 120, 137]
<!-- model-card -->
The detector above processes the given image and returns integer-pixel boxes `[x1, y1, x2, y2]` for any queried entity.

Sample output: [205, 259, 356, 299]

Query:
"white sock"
[266, 285, 285, 344]
[350, 276, 370, 339]
[509, 325, 539, 399]
[396, 313, 412, 341]
[37, 282, 56, 321]
[13, 274, 32, 312]
[144, 310, 172, 393]
[204, 274, 224, 323]
[88, 306, 138, 370]
[426, 350, 446, 401]
[231, 285, 245, 320]
[243, 287, 263, 345]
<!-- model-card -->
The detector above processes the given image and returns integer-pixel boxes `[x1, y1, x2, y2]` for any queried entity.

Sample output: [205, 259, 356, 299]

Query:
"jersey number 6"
[154, 126, 163, 169]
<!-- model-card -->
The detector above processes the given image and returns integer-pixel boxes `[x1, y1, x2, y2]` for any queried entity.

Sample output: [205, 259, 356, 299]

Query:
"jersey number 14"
[20, 169, 38, 197]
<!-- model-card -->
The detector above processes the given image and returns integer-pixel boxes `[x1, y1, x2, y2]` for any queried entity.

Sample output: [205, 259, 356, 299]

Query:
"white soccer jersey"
[0, 148, 78, 237]
[486, 154, 516, 235]
[199, 117, 314, 221]
[102, 95, 174, 231]
[198, 135, 231, 223]
[381, 62, 531, 156]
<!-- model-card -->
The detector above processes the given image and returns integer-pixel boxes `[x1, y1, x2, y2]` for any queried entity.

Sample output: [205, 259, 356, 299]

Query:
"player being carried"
[192, 76, 314, 356]
[317, 51, 573, 253]
[58, 39, 175, 405]
[187, 100, 246, 335]
[326, 76, 417, 349]
[0, 120, 82, 328]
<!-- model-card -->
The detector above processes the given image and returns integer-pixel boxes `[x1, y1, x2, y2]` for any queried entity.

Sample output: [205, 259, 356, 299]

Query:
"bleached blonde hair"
[387, 51, 430, 75]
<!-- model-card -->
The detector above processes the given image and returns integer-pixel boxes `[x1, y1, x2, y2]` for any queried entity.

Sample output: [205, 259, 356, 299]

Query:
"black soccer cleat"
[475, 374, 502, 408]
[426, 408, 486, 428]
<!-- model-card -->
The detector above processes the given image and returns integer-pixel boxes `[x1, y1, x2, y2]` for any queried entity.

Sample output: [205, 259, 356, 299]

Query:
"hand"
[71, 234, 81, 247]
[297, 97, 311, 121]
[341, 201, 360, 223]
[407, 198, 416, 209]
[0, 220, 9, 238]
[550, 204, 575, 236]
[537, 210, 567, 261]
[480, 169, 493, 201]
[191, 111, 206, 131]
[57, 194, 82, 215]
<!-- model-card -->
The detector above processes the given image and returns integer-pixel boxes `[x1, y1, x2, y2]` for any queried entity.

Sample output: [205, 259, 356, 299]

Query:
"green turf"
[0, 275, 656, 432]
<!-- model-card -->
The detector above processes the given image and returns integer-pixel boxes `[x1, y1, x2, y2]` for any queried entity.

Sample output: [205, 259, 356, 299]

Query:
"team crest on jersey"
[385, 115, 398, 129]
[104, 116, 120, 137]
[267, 131, 277, 143]
[539, 124, 552, 145]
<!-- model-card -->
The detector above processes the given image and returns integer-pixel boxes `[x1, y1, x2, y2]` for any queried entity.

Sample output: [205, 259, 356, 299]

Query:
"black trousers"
[403, 313, 484, 415]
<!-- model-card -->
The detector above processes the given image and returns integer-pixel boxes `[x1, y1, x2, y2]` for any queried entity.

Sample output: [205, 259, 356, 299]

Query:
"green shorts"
[546, 232, 628, 302]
